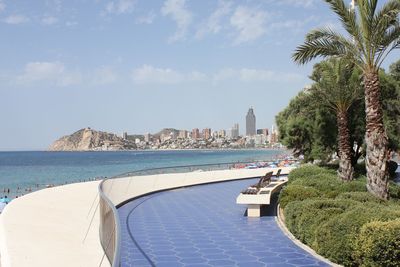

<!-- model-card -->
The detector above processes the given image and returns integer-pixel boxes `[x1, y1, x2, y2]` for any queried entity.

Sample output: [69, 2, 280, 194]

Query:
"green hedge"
[287, 164, 331, 184]
[280, 165, 400, 266]
[336, 192, 384, 204]
[314, 205, 400, 266]
[284, 199, 357, 246]
[389, 181, 400, 199]
[354, 220, 400, 267]
[279, 185, 320, 209]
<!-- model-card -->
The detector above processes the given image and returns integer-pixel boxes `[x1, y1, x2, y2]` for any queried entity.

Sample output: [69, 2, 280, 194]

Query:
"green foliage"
[336, 192, 383, 204]
[389, 59, 400, 82]
[389, 181, 400, 199]
[287, 164, 330, 184]
[380, 71, 400, 152]
[314, 205, 400, 266]
[354, 220, 400, 267]
[284, 199, 357, 246]
[280, 165, 400, 266]
[289, 167, 366, 198]
[279, 185, 320, 209]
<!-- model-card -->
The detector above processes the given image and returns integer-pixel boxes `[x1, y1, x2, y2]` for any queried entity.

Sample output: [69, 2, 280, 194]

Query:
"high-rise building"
[192, 128, 200, 139]
[218, 129, 226, 138]
[178, 130, 188, 139]
[122, 132, 128, 140]
[202, 128, 212, 139]
[231, 123, 239, 139]
[246, 108, 256, 136]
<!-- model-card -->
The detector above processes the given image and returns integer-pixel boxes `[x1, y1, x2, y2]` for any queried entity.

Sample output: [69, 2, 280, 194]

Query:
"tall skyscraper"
[202, 128, 212, 139]
[192, 128, 200, 139]
[246, 108, 256, 136]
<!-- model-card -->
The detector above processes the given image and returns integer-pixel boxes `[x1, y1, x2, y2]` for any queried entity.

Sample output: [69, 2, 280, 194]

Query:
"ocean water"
[0, 150, 287, 197]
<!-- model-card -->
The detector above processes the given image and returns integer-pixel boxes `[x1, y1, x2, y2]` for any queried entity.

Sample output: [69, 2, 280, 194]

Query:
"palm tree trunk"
[337, 110, 354, 181]
[364, 69, 390, 199]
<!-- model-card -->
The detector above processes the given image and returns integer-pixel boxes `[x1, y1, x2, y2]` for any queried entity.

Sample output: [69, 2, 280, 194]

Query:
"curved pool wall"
[99, 165, 295, 266]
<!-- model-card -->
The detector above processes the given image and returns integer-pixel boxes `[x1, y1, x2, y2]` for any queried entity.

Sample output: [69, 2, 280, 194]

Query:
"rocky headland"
[48, 128, 136, 151]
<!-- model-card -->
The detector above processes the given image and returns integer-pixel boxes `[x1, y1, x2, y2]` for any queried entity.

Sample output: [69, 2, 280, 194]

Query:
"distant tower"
[246, 108, 256, 136]
[233, 123, 239, 138]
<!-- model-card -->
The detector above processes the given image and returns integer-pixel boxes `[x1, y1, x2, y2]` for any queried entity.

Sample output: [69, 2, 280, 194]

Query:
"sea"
[0, 149, 288, 198]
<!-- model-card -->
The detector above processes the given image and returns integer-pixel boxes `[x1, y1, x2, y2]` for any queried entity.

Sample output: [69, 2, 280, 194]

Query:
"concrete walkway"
[118, 179, 330, 267]
[0, 181, 109, 267]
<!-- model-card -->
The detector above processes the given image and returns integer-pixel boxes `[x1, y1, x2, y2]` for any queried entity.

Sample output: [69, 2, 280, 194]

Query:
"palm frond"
[294, 28, 361, 66]
[323, 0, 365, 55]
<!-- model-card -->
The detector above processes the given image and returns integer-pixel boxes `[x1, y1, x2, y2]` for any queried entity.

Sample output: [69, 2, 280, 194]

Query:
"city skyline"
[0, 0, 398, 150]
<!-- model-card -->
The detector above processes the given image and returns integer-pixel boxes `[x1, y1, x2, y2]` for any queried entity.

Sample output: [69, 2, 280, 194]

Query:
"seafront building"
[202, 128, 212, 140]
[192, 128, 200, 139]
[246, 108, 256, 136]
[231, 123, 240, 139]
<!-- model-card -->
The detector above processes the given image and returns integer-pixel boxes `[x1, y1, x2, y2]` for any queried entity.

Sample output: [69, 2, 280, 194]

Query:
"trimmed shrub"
[314, 205, 400, 266]
[389, 181, 400, 200]
[284, 199, 358, 246]
[279, 185, 320, 209]
[336, 192, 384, 204]
[354, 220, 400, 267]
[337, 178, 367, 193]
[287, 165, 331, 184]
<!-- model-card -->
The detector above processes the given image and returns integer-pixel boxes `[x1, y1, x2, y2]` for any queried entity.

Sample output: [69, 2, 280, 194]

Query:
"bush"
[287, 165, 331, 184]
[387, 160, 399, 180]
[314, 205, 400, 266]
[279, 185, 321, 209]
[284, 199, 357, 246]
[389, 181, 400, 199]
[338, 178, 367, 193]
[291, 173, 340, 191]
[336, 192, 383, 204]
[354, 220, 400, 267]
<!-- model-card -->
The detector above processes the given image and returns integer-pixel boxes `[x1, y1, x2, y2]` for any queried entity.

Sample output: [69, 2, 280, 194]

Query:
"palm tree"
[310, 59, 362, 181]
[292, 0, 400, 199]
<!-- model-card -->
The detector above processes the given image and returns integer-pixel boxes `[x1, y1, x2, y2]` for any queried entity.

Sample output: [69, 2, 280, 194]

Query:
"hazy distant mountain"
[48, 128, 136, 151]
[153, 128, 180, 138]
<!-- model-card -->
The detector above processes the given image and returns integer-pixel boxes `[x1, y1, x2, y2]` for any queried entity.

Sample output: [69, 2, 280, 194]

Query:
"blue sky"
[0, 0, 398, 150]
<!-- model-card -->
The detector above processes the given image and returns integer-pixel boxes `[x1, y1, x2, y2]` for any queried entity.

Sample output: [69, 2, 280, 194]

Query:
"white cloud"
[16, 62, 81, 87]
[105, 0, 136, 14]
[132, 65, 207, 84]
[230, 6, 267, 45]
[213, 68, 303, 83]
[41, 16, 58, 26]
[0, 1, 5, 12]
[91, 66, 117, 85]
[4, 15, 30, 25]
[135, 11, 156, 24]
[280, 0, 316, 8]
[196, 0, 232, 39]
[66, 21, 78, 27]
[161, 0, 192, 43]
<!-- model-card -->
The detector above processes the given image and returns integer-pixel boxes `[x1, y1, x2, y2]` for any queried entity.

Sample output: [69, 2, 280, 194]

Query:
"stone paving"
[118, 178, 330, 267]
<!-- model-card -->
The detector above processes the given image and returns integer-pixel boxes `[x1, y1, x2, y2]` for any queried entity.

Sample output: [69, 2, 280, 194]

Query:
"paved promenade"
[118, 178, 330, 267]
[0, 181, 109, 267]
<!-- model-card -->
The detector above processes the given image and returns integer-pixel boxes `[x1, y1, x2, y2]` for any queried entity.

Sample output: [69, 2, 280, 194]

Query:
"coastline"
[1, 167, 294, 267]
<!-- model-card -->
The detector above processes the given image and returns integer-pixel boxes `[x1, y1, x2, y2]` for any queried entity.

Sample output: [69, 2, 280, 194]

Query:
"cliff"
[48, 128, 136, 151]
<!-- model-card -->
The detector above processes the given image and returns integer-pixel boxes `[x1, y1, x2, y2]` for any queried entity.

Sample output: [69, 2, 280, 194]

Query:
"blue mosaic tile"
[118, 177, 331, 267]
